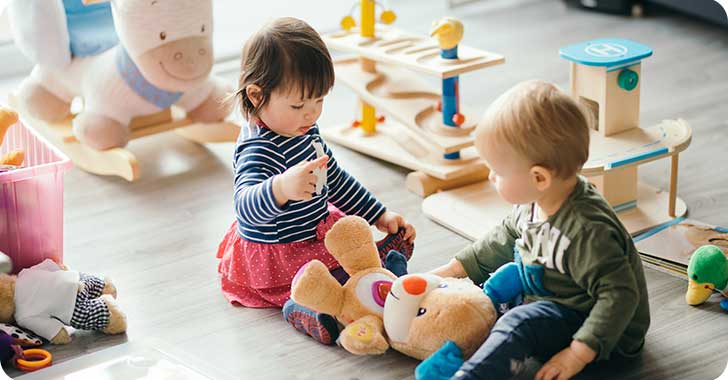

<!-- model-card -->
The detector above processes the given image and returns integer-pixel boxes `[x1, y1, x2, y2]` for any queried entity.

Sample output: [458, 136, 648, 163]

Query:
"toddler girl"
[217, 17, 415, 344]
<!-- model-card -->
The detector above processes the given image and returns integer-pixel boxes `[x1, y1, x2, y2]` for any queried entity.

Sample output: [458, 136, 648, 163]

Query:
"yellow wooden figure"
[430, 17, 463, 51]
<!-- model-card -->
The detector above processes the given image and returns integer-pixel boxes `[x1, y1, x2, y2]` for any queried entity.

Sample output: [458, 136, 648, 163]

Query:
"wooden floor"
[3, 0, 728, 379]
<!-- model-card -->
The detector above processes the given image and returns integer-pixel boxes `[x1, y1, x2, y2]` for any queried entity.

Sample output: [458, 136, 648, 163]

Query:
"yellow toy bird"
[430, 17, 464, 51]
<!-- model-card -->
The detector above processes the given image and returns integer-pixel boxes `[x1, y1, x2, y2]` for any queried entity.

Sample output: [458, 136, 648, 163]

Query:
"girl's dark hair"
[235, 17, 335, 119]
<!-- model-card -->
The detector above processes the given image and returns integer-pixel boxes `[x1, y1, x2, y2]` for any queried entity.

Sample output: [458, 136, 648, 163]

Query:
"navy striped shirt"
[234, 122, 386, 243]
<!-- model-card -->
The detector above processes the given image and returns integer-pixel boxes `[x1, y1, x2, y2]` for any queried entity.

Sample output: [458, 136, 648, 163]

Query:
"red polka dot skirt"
[216, 205, 345, 308]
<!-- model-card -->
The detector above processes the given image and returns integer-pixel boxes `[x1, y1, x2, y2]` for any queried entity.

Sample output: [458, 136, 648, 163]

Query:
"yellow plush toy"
[0, 108, 24, 167]
[291, 215, 497, 360]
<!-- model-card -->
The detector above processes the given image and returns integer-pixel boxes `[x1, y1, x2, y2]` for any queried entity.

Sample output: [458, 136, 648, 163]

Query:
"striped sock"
[283, 299, 339, 345]
[376, 228, 414, 262]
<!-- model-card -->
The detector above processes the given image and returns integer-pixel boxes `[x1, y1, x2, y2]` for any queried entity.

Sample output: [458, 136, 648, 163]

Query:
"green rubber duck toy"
[686, 245, 728, 311]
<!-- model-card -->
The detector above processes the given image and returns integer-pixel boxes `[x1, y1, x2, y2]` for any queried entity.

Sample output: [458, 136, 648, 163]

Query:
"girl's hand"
[273, 155, 328, 206]
[374, 211, 416, 243]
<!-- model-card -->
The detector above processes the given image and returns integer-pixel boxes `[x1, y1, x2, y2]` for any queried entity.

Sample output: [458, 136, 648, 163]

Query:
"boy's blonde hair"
[475, 80, 592, 179]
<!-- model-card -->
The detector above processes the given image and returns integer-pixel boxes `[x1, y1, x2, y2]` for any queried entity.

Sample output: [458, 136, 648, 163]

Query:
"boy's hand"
[273, 155, 329, 206]
[374, 211, 416, 243]
[429, 258, 467, 279]
[536, 340, 596, 380]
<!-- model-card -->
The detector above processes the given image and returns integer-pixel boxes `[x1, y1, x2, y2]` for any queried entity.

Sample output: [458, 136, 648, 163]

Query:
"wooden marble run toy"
[323, 3, 505, 196]
[9, 96, 239, 181]
[422, 39, 692, 239]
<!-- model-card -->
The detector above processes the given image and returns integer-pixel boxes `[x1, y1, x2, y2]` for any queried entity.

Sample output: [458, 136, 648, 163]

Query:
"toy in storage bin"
[0, 113, 72, 274]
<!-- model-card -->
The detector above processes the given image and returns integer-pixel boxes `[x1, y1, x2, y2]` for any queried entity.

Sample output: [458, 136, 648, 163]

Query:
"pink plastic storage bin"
[0, 117, 72, 274]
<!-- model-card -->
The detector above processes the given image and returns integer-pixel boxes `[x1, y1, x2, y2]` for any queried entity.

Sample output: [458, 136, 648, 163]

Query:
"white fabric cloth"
[14, 259, 79, 341]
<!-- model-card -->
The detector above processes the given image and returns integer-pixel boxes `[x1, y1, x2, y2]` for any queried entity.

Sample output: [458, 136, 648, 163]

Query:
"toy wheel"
[618, 69, 639, 91]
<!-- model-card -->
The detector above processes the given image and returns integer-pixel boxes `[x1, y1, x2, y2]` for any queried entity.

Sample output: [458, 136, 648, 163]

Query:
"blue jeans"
[453, 300, 586, 380]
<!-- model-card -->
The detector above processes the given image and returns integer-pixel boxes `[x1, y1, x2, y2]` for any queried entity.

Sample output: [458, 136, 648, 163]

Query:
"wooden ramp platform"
[421, 118, 692, 238]
[334, 58, 479, 154]
[584, 119, 692, 175]
[324, 26, 505, 79]
[321, 120, 485, 180]
[422, 179, 687, 240]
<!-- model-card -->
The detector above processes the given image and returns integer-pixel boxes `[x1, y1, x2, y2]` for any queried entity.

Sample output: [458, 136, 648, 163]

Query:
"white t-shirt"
[14, 259, 79, 340]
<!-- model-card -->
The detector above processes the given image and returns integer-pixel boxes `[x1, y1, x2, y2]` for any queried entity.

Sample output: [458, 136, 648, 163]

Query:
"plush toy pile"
[0, 259, 126, 345]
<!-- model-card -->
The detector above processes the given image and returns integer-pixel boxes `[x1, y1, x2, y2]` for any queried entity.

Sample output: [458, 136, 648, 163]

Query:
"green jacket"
[456, 177, 650, 360]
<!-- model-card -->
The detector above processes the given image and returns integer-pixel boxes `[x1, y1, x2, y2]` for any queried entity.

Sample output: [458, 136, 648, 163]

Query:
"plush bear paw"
[339, 315, 389, 355]
[50, 327, 72, 345]
[101, 295, 127, 335]
[102, 277, 118, 299]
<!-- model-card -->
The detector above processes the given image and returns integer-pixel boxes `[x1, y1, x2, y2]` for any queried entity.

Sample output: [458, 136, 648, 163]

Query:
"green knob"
[618, 69, 639, 91]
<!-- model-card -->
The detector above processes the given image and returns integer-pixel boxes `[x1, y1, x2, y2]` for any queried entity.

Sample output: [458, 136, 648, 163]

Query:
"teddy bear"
[291, 215, 396, 355]
[0, 259, 126, 344]
[291, 215, 498, 360]
[7, 0, 231, 150]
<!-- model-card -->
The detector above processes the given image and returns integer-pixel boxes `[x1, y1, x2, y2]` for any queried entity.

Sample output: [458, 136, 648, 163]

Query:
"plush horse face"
[84, 0, 214, 91]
